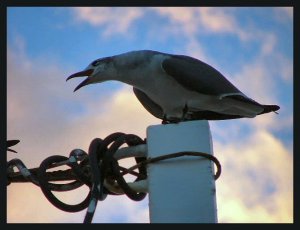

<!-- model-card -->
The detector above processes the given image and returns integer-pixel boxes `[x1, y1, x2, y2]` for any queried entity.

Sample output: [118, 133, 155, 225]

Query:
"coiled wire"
[7, 132, 221, 223]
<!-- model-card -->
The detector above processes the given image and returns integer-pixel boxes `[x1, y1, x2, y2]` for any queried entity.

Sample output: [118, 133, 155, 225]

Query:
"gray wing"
[133, 87, 250, 120]
[134, 54, 280, 121]
[133, 87, 280, 121]
[161, 55, 243, 96]
[161, 55, 279, 114]
[133, 87, 164, 119]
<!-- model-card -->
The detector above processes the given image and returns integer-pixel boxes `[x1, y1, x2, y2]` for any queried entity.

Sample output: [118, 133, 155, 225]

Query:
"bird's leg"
[181, 104, 189, 121]
[162, 114, 181, 124]
[161, 105, 189, 124]
[162, 115, 169, 124]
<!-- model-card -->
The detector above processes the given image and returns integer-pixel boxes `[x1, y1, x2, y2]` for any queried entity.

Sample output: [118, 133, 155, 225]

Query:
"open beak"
[66, 69, 94, 92]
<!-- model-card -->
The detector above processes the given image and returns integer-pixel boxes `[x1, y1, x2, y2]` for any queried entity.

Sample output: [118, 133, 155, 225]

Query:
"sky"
[7, 7, 293, 223]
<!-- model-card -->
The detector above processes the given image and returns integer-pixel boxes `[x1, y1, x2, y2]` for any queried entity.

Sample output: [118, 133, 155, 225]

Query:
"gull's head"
[66, 56, 115, 92]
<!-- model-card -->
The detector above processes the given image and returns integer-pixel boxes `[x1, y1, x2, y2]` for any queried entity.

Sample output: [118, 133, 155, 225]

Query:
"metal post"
[146, 120, 217, 223]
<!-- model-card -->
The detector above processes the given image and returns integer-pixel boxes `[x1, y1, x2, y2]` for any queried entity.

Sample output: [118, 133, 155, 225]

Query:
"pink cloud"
[72, 7, 143, 37]
[7, 24, 292, 222]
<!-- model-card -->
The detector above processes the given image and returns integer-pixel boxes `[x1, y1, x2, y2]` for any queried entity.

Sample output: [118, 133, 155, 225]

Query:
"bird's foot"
[162, 115, 169, 124]
[161, 105, 190, 124]
[162, 114, 183, 124]
[181, 104, 189, 121]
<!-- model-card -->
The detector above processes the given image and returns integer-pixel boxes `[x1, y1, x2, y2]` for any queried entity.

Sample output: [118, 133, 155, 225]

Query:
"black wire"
[7, 159, 40, 186]
[127, 151, 221, 180]
[83, 132, 133, 223]
[104, 134, 147, 201]
[83, 138, 105, 223]
[7, 132, 222, 223]
[37, 155, 91, 212]
[68, 149, 91, 187]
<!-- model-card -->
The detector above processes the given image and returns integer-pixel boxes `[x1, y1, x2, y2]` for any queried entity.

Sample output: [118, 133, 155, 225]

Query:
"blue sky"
[7, 7, 293, 223]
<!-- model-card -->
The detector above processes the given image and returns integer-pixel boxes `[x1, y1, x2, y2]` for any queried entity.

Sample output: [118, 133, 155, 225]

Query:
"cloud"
[151, 7, 250, 41]
[150, 7, 198, 35]
[68, 7, 292, 77]
[197, 7, 249, 41]
[230, 31, 292, 106]
[272, 53, 293, 83]
[282, 7, 293, 18]
[7, 42, 156, 223]
[69, 7, 252, 61]
[7, 43, 293, 222]
[215, 129, 293, 223]
[260, 33, 277, 56]
[8, 183, 149, 223]
[273, 7, 293, 22]
[7, 8, 293, 223]
[232, 60, 276, 103]
[72, 7, 143, 37]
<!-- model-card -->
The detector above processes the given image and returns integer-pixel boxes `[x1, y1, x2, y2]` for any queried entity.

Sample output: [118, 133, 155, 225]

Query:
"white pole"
[146, 120, 217, 223]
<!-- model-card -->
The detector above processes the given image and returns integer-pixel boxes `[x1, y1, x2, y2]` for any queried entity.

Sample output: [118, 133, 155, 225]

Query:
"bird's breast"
[136, 72, 198, 110]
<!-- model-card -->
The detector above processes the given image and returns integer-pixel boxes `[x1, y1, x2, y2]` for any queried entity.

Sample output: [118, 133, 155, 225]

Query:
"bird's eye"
[91, 57, 111, 67]
[91, 60, 101, 66]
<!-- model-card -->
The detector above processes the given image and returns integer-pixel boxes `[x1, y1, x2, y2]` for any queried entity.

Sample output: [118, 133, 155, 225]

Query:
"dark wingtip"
[260, 104, 280, 115]
[7, 140, 20, 153]
[273, 105, 280, 111]
[7, 140, 20, 147]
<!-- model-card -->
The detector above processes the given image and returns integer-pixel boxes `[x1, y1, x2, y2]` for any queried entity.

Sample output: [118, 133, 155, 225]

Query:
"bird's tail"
[259, 104, 280, 115]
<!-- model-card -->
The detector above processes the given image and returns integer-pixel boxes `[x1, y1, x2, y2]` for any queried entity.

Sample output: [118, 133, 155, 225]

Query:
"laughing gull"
[66, 50, 279, 123]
